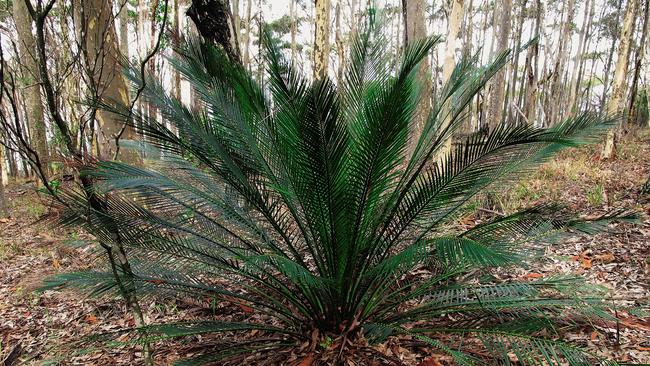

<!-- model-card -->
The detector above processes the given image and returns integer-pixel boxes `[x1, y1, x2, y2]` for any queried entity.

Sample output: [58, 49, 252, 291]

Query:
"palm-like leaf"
[49, 22, 636, 365]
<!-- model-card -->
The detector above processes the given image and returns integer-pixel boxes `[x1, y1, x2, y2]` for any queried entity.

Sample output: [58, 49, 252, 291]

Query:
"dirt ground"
[1, 131, 649, 365]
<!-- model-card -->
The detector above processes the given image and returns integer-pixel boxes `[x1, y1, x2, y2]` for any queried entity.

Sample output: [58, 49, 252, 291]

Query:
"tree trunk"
[523, 0, 542, 125]
[567, 0, 592, 114]
[119, 0, 130, 58]
[600, 0, 624, 112]
[0, 145, 6, 217]
[232, 0, 241, 50]
[403, 0, 432, 148]
[626, 0, 650, 127]
[486, 0, 512, 131]
[13, 0, 48, 179]
[80, 0, 139, 162]
[601, 0, 638, 159]
[243, 0, 252, 68]
[506, 0, 527, 123]
[314, 0, 331, 79]
[1, 143, 8, 185]
[549, 0, 575, 124]
[574, 0, 598, 113]
[462, 0, 473, 58]
[290, 0, 297, 64]
[440, 0, 464, 153]
[187, 0, 241, 63]
[335, 1, 345, 82]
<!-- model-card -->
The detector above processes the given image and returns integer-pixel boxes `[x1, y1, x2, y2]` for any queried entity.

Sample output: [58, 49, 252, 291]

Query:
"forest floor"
[1, 131, 650, 365]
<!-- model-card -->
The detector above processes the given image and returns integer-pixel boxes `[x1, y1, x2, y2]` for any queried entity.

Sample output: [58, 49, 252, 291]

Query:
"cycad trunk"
[82, 0, 139, 162]
[403, 0, 432, 148]
[601, 0, 638, 159]
[13, 0, 49, 179]
[486, 0, 512, 130]
[314, 0, 331, 79]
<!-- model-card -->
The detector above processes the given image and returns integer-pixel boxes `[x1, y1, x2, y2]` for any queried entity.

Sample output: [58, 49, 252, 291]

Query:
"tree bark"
[506, 0, 527, 123]
[402, 0, 432, 148]
[290, 0, 297, 64]
[522, 0, 542, 125]
[486, 0, 512, 130]
[243, 0, 253, 68]
[119, 0, 130, 59]
[187, 0, 241, 63]
[0, 145, 6, 217]
[549, 0, 575, 124]
[600, 0, 624, 113]
[567, 0, 592, 114]
[13, 0, 48, 179]
[314, 0, 331, 79]
[80, 0, 139, 162]
[440, 0, 464, 153]
[626, 0, 650, 127]
[601, 0, 638, 159]
[335, 1, 345, 82]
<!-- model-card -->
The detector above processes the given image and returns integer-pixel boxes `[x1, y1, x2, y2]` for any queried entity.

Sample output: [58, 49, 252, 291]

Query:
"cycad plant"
[52, 24, 634, 365]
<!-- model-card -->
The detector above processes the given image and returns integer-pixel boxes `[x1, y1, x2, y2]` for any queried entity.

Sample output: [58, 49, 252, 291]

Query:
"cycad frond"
[50, 20, 636, 365]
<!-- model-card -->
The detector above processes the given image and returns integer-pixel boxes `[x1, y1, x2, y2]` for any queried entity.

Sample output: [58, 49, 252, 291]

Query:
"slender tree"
[568, 0, 593, 114]
[403, 0, 432, 145]
[626, 0, 650, 126]
[13, 0, 48, 178]
[549, 0, 575, 124]
[290, 0, 297, 64]
[602, 0, 638, 159]
[335, 1, 345, 82]
[0, 145, 6, 217]
[600, 0, 624, 112]
[314, 0, 331, 79]
[440, 0, 464, 153]
[486, 0, 512, 130]
[523, 0, 542, 125]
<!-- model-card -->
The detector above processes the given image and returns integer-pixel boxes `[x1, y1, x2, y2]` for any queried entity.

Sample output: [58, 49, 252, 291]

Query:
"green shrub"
[51, 26, 634, 365]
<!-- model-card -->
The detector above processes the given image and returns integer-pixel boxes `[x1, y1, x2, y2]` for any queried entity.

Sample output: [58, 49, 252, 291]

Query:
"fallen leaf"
[637, 346, 650, 351]
[239, 304, 253, 313]
[418, 357, 443, 366]
[298, 353, 314, 366]
[594, 253, 615, 263]
[581, 258, 592, 269]
[85, 314, 98, 324]
[0, 217, 9, 223]
[526, 273, 544, 279]
[590, 331, 599, 341]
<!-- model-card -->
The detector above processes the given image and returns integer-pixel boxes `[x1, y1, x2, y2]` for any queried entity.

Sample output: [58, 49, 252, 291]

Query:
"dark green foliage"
[50, 23, 635, 365]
